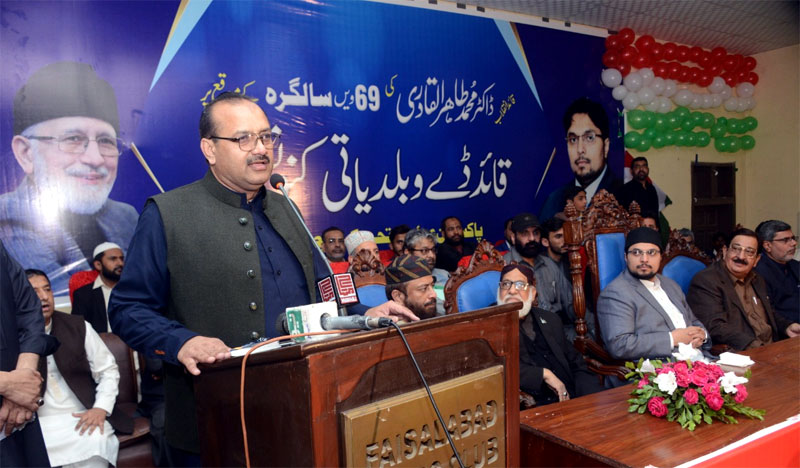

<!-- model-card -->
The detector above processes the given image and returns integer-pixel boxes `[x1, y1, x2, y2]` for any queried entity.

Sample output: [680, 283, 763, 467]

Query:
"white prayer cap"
[93, 242, 122, 259]
[344, 231, 375, 257]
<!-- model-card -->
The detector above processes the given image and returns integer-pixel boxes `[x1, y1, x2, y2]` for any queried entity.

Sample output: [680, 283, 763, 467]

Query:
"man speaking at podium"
[108, 92, 417, 461]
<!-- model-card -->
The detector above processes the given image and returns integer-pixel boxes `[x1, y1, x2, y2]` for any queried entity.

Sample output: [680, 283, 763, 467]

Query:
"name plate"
[341, 365, 506, 467]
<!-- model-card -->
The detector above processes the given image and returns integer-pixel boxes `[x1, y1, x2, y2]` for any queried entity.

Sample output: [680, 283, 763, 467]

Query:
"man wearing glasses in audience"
[496, 264, 602, 405]
[754, 220, 799, 323]
[0, 61, 138, 296]
[539, 97, 622, 221]
[598, 227, 710, 367]
[688, 228, 800, 351]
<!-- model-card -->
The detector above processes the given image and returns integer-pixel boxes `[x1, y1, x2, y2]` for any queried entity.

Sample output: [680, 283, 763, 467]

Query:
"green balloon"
[702, 113, 715, 129]
[691, 112, 704, 126]
[638, 138, 652, 152]
[728, 136, 742, 152]
[664, 131, 676, 145]
[667, 114, 680, 129]
[629, 110, 646, 130]
[744, 117, 758, 131]
[695, 132, 711, 147]
[644, 128, 658, 140]
[741, 135, 756, 150]
[686, 132, 697, 146]
[681, 119, 695, 132]
[655, 116, 669, 132]
[711, 123, 726, 139]
[624, 131, 642, 148]
[675, 131, 688, 146]
[675, 107, 690, 120]
[643, 112, 656, 128]
[653, 134, 667, 149]
[714, 137, 729, 152]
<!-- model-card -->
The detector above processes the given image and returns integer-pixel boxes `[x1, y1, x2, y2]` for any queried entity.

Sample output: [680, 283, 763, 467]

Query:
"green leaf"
[626, 361, 636, 370]
[629, 405, 639, 413]
[638, 406, 647, 414]
[703, 413, 712, 424]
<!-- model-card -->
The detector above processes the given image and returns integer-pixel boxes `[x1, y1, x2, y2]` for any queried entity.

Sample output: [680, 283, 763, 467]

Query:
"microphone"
[275, 311, 392, 335]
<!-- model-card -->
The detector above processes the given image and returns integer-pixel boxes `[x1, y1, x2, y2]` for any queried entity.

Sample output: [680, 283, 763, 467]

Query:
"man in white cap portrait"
[345, 230, 382, 271]
[0, 61, 138, 296]
[72, 242, 125, 334]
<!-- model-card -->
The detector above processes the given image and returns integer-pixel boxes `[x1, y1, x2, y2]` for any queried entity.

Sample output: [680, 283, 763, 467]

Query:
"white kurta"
[39, 320, 120, 467]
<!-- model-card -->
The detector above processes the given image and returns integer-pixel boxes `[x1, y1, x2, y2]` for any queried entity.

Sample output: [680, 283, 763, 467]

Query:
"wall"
[644, 44, 799, 232]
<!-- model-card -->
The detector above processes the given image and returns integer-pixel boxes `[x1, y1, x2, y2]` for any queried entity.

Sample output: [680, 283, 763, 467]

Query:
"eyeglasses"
[770, 236, 798, 244]
[728, 245, 757, 258]
[24, 134, 125, 158]
[325, 238, 344, 245]
[499, 280, 530, 291]
[565, 131, 603, 146]
[409, 247, 436, 255]
[627, 248, 660, 257]
[209, 132, 280, 151]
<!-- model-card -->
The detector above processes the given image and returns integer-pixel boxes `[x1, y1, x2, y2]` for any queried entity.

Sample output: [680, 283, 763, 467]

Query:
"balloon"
[686, 132, 697, 146]
[619, 27, 635, 45]
[644, 127, 658, 140]
[623, 92, 640, 110]
[711, 94, 723, 108]
[653, 61, 669, 78]
[664, 131, 676, 145]
[726, 119, 740, 134]
[714, 137, 729, 152]
[746, 72, 759, 85]
[663, 42, 677, 60]
[638, 138, 652, 152]
[628, 109, 646, 129]
[736, 98, 749, 112]
[676, 45, 690, 62]
[740, 135, 755, 150]
[711, 123, 726, 139]
[677, 67, 691, 82]
[635, 35, 655, 52]
[699, 51, 712, 68]
[667, 113, 680, 129]
[736, 82, 755, 98]
[681, 117, 695, 131]
[618, 62, 631, 77]
[652, 134, 667, 148]
[724, 97, 739, 112]
[689, 46, 703, 63]
[634, 53, 652, 69]
[623, 71, 644, 92]
[722, 54, 738, 71]
[689, 68, 700, 84]
[638, 87, 656, 105]
[743, 56, 757, 71]
[700, 95, 712, 109]
[707, 62, 723, 76]
[605, 34, 622, 51]
[720, 85, 732, 100]
[723, 72, 736, 87]
[711, 46, 727, 60]
[667, 61, 681, 79]
[650, 43, 664, 61]
[717, 116, 728, 126]
[675, 131, 688, 146]
[708, 76, 726, 94]
[602, 50, 621, 69]
[702, 113, 715, 128]
[697, 71, 713, 88]
[736, 69, 748, 83]
[689, 95, 702, 109]
[744, 116, 758, 131]
[601, 68, 623, 88]
[673, 89, 693, 106]
[621, 45, 638, 64]
[657, 96, 672, 113]
[643, 111, 656, 128]
[645, 98, 661, 112]
[612, 85, 629, 101]
[654, 115, 669, 132]
[651, 77, 665, 95]
[695, 132, 711, 147]
[743, 96, 756, 110]
[691, 112, 704, 126]
[663, 79, 678, 97]
[639, 67, 655, 86]
[624, 131, 642, 148]
[675, 106, 690, 120]
[728, 136, 742, 152]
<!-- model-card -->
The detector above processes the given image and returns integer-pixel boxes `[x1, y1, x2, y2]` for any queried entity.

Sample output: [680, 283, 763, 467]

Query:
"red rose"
[675, 370, 690, 387]
[705, 391, 724, 411]
[684, 388, 699, 405]
[647, 396, 668, 417]
[702, 382, 720, 396]
[734, 385, 748, 403]
[690, 368, 709, 386]
[673, 361, 689, 373]
[709, 365, 725, 379]
[638, 376, 650, 389]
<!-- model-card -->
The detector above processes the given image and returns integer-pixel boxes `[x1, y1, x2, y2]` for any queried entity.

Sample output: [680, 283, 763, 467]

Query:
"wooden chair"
[562, 189, 641, 380]
[99, 333, 154, 468]
[443, 240, 505, 314]
[350, 250, 387, 307]
[660, 229, 712, 294]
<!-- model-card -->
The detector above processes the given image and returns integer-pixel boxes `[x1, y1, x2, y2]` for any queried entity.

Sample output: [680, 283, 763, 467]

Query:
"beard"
[407, 297, 438, 320]
[629, 267, 657, 280]
[32, 153, 114, 215]
[497, 290, 534, 319]
[575, 167, 602, 187]
[102, 264, 122, 282]
[515, 239, 543, 259]
[444, 235, 463, 247]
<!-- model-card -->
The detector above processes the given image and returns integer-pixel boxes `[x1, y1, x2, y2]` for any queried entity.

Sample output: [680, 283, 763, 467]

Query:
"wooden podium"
[193, 304, 521, 467]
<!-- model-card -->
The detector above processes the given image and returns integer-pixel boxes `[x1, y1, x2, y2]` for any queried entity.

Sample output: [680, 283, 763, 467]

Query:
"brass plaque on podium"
[341, 365, 506, 467]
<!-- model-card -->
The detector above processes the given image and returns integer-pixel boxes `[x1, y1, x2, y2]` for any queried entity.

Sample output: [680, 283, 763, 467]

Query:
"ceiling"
[460, 0, 799, 56]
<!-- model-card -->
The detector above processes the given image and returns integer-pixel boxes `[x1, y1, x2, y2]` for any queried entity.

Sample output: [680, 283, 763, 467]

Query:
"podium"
[193, 304, 521, 467]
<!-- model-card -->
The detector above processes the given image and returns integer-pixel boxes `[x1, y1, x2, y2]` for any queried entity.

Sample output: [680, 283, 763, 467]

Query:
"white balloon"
[663, 79, 678, 97]
[612, 85, 628, 101]
[623, 71, 643, 92]
[640, 68, 655, 86]
[708, 76, 726, 94]
[724, 97, 739, 112]
[601, 68, 623, 88]
[711, 94, 723, 108]
[743, 96, 757, 110]
[622, 93, 640, 110]
[651, 77, 666, 95]
[736, 82, 755, 98]
[689, 95, 701, 109]
[720, 85, 732, 100]
[673, 89, 693, 107]
[638, 87, 656, 105]
[646, 98, 660, 112]
[736, 98, 749, 112]
[657, 96, 672, 114]
[701, 94, 713, 109]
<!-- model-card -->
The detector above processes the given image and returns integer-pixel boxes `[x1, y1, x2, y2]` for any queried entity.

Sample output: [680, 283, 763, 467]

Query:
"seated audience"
[345, 230, 381, 271]
[597, 228, 709, 363]
[403, 228, 450, 287]
[754, 220, 799, 323]
[435, 216, 476, 272]
[72, 242, 124, 333]
[388, 225, 410, 260]
[677, 228, 695, 247]
[385, 255, 438, 319]
[494, 217, 516, 254]
[321, 226, 349, 274]
[687, 228, 800, 350]
[640, 211, 659, 231]
[497, 264, 603, 405]
[540, 217, 570, 281]
[26, 269, 132, 468]
[615, 156, 658, 214]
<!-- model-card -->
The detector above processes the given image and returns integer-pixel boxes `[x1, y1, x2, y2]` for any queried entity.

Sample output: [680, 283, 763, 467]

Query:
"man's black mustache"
[733, 258, 748, 265]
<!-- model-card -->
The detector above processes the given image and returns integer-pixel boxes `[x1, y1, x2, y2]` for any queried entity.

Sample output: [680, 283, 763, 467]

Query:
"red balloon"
[620, 45, 638, 64]
[654, 61, 669, 77]
[707, 62, 723, 76]
[663, 42, 677, 61]
[722, 72, 736, 87]
[743, 56, 757, 71]
[605, 34, 622, 51]
[618, 62, 631, 77]
[635, 34, 655, 53]
[602, 50, 621, 68]
[676, 45, 690, 62]
[678, 67, 691, 82]
[618, 27, 635, 45]
[698, 51, 712, 68]
[736, 69, 748, 82]
[689, 68, 700, 83]
[711, 46, 727, 60]
[650, 43, 663, 61]
[633, 53, 652, 68]
[746, 72, 759, 85]
[697, 72, 713, 88]
[689, 46, 703, 63]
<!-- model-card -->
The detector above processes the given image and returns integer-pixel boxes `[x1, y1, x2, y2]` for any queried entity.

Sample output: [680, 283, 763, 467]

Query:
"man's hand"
[543, 368, 569, 402]
[786, 323, 800, 338]
[0, 368, 42, 411]
[72, 408, 107, 436]
[177, 336, 231, 376]
[0, 398, 34, 436]
[672, 326, 706, 348]
[365, 301, 420, 323]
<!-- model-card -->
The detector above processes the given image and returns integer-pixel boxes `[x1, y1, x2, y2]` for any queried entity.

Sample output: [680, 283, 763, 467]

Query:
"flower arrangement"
[625, 359, 765, 431]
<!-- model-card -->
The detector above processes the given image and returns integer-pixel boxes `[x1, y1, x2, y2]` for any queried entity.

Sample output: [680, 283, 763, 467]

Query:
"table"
[520, 338, 800, 467]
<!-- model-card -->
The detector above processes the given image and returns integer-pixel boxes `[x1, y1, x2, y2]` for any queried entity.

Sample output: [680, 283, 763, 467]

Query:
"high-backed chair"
[562, 190, 642, 380]
[68, 270, 99, 304]
[660, 229, 712, 294]
[351, 250, 387, 307]
[99, 333, 154, 468]
[443, 240, 505, 314]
